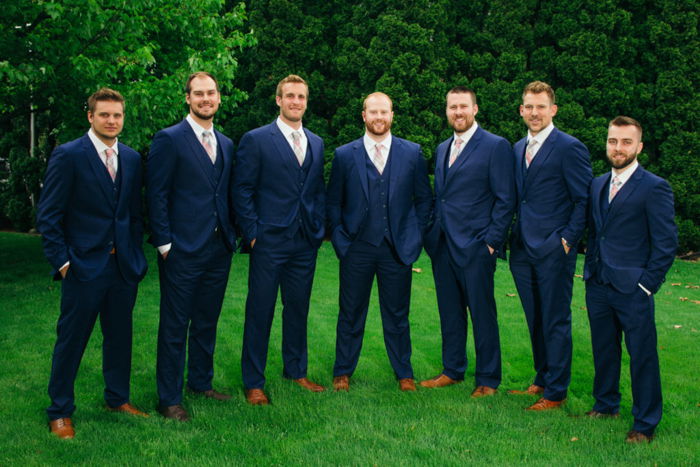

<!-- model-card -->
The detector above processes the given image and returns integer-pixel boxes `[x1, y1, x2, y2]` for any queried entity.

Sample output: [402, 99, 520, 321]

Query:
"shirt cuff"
[638, 283, 652, 296]
[157, 243, 172, 255]
[60, 261, 70, 271]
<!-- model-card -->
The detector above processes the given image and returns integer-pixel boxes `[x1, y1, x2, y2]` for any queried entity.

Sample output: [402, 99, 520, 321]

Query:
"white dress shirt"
[276, 117, 308, 157]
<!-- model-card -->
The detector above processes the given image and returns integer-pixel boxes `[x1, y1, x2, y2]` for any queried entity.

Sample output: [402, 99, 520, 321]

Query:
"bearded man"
[326, 92, 432, 392]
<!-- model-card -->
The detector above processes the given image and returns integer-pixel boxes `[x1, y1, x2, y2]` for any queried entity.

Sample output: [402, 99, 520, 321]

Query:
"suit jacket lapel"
[352, 139, 369, 201]
[524, 128, 558, 192]
[213, 129, 231, 190]
[115, 145, 133, 212]
[388, 139, 404, 203]
[434, 140, 448, 194]
[514, 138, 526, 195]
[607, 166, 643, 221]
[181, 121, 217, 189]
[269, 123, 302, 179]
[82, 136, 114, 205]
[593, 173, 610, 230]
[445, 127, 483, 186]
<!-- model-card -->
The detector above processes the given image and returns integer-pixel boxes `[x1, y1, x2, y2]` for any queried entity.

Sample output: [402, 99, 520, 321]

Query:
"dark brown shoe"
[293, 377, 325, 392]
[399, 378, 416, 391]
[186, 387, 232, 400]
[508, 384, 544, 395]
[419, 374, 460, 388]
[333, 375, 350, 392]
[107, 402, 149, 417]
[158, 404, 190, 421]
[245, 388, 270, 405]
[49, 418, 74, 439]
[527, 397, 565, 411]
[471, 385, 497, 398]
[625, 430, 654, 443]
[585, 410, 619, 419]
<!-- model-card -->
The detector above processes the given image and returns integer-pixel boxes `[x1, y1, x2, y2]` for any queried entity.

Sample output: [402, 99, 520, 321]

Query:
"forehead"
[92, 100, 123, 113]
[189, 76, 218, 93]
[608, 125, 640, 140]
[522, 92, 552, 106]
[280, 82, 308, 97]
[364, 95, 392, 111]
[447, 92, 474, 106]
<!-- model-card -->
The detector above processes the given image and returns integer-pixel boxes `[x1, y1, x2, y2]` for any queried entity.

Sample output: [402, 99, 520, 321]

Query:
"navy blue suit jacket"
[584, 166, 677, 294]
[146, 119, 236, 253]
[233, 121, 325, 249]
[425, 126, 516, 265]
[511, 127, 592, 258]
[326, 136, 432, 264]
[36, 134, 147, 283]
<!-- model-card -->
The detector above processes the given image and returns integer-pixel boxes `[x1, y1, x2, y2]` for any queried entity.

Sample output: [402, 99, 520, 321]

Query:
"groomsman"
[37, 88, 148, 438]
[421, 87, 515, 396]
[584, 116, 677, 443]
[326, 92, 432, 392]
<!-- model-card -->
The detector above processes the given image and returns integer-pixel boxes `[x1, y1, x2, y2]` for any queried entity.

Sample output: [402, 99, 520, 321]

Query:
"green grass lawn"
[1, 231, 698, 465]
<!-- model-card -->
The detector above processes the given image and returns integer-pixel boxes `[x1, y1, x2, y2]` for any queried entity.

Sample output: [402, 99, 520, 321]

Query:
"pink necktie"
[609, 175, 622, 201]
[201, 131, 216, 164]
[292, 131, 304, 166]
[448, 138, 463, 167]
[373, 144, 386, 174]
[104, 148, 116, 181]
[525, 139, 538, 167]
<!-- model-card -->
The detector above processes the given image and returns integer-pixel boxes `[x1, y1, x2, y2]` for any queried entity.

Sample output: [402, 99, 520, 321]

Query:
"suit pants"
[586, 279, 661, 435]
[241, 230, 318, 389]
[509, 243, 576, 401]
[431, 238, 500, 387]
[156, 231, 232, 407]
[333, 239, 413, 380]
[47, 255, 137, 420]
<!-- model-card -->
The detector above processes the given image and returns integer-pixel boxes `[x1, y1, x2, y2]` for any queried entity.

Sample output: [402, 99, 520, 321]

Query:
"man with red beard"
[326, 92, 432, 392]
[147, 72, 237, 421]
[421, 87, 515, 396]
[583, 116, 676, 443]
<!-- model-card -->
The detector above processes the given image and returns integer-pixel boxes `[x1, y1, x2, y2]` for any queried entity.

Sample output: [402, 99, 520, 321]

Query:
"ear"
[87, 111, 94, 124]
[551, 104, 558, 116]
[473, 104, 479, 116]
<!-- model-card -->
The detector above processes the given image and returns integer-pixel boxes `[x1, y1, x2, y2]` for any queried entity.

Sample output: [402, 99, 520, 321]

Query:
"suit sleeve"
[36, 146, 73, 273]
[485, 138, 516, 250]
[146, 130, 176, 247]
[639, 180, 677, 293]
[560, 139, 593, 245]
[413, 150, 432, 233]
[232, 131, 261, 244]
[325, 149, 345, 235]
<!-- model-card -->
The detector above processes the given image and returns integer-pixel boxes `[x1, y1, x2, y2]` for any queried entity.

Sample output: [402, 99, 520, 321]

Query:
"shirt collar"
[276, 116, 304, 140]
[527, 122, 555, 145]
[88, 128, 118, 155]
[364, 132, 392, 154]
[186, 114, 215, 137]
[611, 159, 639, 185]
[453, 122, 479, 147]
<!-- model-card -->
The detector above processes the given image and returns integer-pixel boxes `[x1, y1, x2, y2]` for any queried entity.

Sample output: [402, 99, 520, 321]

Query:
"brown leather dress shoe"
[245, 388, 270, 405]
[471, 385, 497, 398]
[333, 375, 350, 392]
[527, 397, 565, 411]
[508, 384, 545, 395]
[419, 374, 460, 388]
[107, 402, 149, 417]
[399, 378, 416, 391]
[49, 418, 74, 439]
[293, 377, 325, 392]
[186, 387, 232, 400]
[585, 410, 619, 419]
[625, 430, 654, 443]
[158, 404, 190, 421]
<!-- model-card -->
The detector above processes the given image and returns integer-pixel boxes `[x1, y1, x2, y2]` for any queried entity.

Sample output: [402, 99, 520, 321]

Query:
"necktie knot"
[104, 148, 116, 181]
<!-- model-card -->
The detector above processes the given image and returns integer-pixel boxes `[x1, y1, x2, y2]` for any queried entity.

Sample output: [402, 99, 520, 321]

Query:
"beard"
[191, 106, 216, 121]
[365, 118, 391, 137]
[449, 115, 474, 133]
[607, 151, 637, 170]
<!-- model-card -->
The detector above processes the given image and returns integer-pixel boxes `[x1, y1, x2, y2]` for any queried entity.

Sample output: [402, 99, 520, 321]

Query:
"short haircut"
[276, 74, 308, 97]
[446, 86, 477, 105]
[362, 92, 393, 110]
[87, 87, 124, 113]
[609, 115, 643, 140]
[185, 72, 219, 94]
[522, 81, 555, 105]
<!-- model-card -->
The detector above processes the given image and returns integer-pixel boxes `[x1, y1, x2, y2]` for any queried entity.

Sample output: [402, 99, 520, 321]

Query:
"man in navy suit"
[584, 116, 676, 443]
[234, 74, 326, 405]
[509, 81, 592, 410]
[326, 92, 432, 392]
[421, 87, 515, 397]
[37, 88, 149, 439]
[147, 72, 236, 421]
